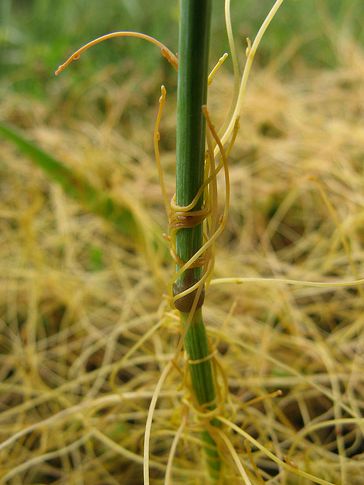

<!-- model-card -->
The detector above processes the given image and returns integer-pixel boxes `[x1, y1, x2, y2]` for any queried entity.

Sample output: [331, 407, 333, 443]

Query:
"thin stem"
[176, 0, 211, 285]
[181, 310, 215, 406]
[176, 0, 221, 479]
[55, 31, 177, 75]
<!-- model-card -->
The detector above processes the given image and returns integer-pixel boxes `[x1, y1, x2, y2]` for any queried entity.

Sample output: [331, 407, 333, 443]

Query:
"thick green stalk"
[176, 0, 220, 478]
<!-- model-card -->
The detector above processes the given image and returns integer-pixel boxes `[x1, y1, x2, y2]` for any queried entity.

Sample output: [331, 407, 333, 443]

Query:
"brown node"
[173, 270, 205, 313]
[173, 282, 205, 313]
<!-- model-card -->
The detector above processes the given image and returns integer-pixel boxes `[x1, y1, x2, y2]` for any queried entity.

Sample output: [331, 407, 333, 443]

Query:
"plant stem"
[181, 311, 221, 479]
[176, 0, 220, 478]
[176, 0, 211, 272]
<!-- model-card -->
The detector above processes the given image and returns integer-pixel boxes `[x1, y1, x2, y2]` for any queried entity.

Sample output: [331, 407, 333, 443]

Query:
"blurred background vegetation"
[1, 0, 363, 99]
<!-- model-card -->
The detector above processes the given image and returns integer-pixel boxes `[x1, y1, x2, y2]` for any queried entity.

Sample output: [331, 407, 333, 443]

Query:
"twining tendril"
[219, 0, 284, 148]
[153, 72, 238, 313]
[169, 108, 233, 310]
[153, 85, 170, 216]
[55, 31, 178, 76]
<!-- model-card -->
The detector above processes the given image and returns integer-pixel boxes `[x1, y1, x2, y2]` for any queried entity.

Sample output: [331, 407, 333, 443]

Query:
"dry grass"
[1, 35, 364, 484]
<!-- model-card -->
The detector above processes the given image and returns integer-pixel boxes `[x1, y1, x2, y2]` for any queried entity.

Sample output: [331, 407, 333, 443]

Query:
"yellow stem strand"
[55, 31, 178, 75]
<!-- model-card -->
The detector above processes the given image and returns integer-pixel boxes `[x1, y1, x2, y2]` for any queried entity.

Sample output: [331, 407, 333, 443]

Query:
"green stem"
[176, 0, 211, 277]
[176, 0, 220, 479]
[181, 311, 221, 479]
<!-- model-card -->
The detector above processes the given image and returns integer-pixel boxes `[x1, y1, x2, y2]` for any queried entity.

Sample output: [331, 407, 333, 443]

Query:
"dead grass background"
[1, 33, 364, 484]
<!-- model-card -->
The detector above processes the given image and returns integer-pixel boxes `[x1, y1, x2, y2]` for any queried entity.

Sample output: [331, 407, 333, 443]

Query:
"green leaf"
[0, 122, 140, 240]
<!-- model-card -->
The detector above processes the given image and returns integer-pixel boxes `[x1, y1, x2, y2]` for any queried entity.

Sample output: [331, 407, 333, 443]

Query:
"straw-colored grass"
[1, 32, 364, 484]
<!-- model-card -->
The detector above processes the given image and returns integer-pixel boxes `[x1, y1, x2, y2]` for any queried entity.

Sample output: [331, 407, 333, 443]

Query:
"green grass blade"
[0, 122, 141, 240]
